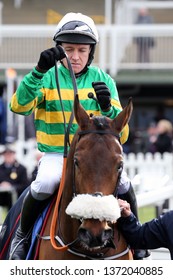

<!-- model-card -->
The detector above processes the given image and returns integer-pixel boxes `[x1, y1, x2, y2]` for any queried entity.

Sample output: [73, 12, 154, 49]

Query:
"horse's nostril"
[101, 228, 113, 242]
[102, 228, 116, 249]
[78, 227, 115, 249]
[78, 228, 92, 245]
[93, 192, 103, 197]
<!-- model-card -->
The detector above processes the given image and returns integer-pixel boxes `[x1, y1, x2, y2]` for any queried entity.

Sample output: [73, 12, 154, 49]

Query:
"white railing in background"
[124, 152, 173, 210]
[1, 24, 173, 76]
[129, 0, 173, 9]
[137, 184, 173, 209]
[1, 144, 173, 211]
[122, 0, 173, 25]
[124, 152, 173, 192]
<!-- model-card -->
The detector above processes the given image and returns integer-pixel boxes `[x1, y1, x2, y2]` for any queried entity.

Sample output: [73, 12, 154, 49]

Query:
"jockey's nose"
[71, 49, 80, 60]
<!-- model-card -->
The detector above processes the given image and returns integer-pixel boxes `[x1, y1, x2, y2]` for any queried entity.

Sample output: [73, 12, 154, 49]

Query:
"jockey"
[9, 12, 148, 260]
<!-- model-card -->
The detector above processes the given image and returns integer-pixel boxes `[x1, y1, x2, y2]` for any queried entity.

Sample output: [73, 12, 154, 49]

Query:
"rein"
[49, 53, 123, 255]
[50, 52, 77, 251]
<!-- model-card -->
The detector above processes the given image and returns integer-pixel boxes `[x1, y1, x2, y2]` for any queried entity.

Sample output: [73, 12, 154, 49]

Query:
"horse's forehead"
[77, 133, 121, 155]
[74, 116, 122, 153]
[92, 116, 111, 128]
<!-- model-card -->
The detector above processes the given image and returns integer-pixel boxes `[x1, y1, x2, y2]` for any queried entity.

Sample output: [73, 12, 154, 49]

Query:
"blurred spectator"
[0, 145, 29, 210]
[123, 130, 136, 154]
[145, 122, 158, 153]
[134, 7, 155, 63]
[0, 88, 7, 144]
[148, 119, 173, 154]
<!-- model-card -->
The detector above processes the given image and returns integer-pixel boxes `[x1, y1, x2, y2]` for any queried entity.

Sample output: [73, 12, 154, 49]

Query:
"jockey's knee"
[31, 172, 60, 200]
[31, 189, 52, 200]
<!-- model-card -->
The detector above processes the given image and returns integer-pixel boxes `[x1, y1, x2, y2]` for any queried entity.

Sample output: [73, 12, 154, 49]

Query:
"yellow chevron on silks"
[111, 99, 122, 110]
[35, 108, 101, 123]
[42, 88, 122, 110]
[120, 125, 129, 144]
[10, 93, 38, 113]
[37, 131, 74, 146]
[43, 88, 95, 101]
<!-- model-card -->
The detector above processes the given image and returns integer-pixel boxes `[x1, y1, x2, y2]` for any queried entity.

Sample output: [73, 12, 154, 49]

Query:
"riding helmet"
[53, 13, 99, 65]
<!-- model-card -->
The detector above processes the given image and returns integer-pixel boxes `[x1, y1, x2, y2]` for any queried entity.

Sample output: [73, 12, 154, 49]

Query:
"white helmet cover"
[53, 13, 99, 45]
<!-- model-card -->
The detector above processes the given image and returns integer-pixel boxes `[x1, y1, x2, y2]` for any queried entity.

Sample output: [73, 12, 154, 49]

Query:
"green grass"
[138, 206, 156, 224]
[0, 207, 8, 225]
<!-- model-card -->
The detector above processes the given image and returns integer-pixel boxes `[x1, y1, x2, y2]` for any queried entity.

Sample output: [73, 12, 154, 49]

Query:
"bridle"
[71, 128, 123, 198]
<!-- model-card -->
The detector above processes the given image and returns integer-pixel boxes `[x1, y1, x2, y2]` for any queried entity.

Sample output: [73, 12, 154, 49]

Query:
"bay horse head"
[65, 94, 133, 253]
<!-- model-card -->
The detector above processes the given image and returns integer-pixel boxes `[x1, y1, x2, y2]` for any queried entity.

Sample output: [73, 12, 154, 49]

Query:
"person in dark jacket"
[153, 119, 173, 154]
[0, 145, 29, 210]
[118, 199, 173, 260]
[135, 7, 154, 63]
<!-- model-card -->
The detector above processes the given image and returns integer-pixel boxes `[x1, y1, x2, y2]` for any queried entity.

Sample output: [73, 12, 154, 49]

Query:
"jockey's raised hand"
[36, 46, 66, 72]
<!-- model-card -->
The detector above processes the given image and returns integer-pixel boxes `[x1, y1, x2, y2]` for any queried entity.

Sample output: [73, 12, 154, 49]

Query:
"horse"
[36, 94, 133, 260]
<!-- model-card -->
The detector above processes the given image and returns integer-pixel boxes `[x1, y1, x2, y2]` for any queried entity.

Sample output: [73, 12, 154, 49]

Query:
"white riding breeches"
[31, 153, 63, 200]
[30, 152, 130, 200]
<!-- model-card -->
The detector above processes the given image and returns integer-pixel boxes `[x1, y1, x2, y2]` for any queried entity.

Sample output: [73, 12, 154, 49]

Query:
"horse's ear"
[112, 97, 133, 133]
[74, 94, 89, 129]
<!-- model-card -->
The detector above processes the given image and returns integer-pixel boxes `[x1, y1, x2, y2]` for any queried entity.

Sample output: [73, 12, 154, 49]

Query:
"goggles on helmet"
[53, 13, 99, 45]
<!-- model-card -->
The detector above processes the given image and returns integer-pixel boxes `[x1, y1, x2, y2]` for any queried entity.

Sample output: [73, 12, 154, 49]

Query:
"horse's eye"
[117, 162, 123, 173]
[74, 158, 79, 167]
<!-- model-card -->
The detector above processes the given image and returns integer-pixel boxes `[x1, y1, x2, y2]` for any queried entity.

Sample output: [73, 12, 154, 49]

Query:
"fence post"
[0, 2, 3, 45]
[14, 0, 23, 9]
[5, 68, 17, 142]
[104, 0, 112, 24]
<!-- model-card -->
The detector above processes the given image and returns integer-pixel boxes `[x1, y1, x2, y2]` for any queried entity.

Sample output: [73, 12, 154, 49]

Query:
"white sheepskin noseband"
[65, 194, 120, 223]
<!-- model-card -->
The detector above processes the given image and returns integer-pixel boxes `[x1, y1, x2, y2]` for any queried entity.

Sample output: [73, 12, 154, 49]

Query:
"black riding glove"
[92, 81, 111, 111]
[37, 46, 66, 72]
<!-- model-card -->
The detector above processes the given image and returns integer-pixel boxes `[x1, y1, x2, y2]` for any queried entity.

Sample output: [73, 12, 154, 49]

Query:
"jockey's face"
[61, 43, 91, 74]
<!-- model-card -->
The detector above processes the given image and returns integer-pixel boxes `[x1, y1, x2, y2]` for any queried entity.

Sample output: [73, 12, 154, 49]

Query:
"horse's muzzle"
[78, 223, 115, 250]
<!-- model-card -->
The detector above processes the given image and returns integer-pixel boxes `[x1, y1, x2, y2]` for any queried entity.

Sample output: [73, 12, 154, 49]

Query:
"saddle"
[0, 187, 55, 260]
